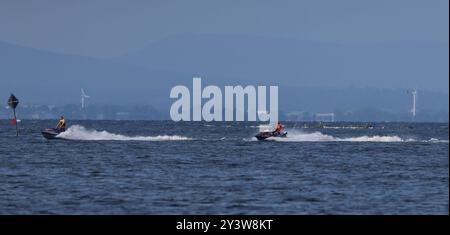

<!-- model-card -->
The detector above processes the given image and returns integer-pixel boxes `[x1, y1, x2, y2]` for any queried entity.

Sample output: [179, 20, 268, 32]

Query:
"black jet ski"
[42, 128, 65, 140]
[255, 130, 288, 140]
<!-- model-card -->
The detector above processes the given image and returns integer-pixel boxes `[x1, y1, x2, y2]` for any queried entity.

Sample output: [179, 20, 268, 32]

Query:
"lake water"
[0, 120, 448, 214]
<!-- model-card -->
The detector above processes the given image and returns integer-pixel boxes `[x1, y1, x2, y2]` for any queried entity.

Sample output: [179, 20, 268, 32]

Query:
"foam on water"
[339, 135, 406, 142]
[273, 130, 410, 142]
[426, 138, 449, 143]
[57, 125, 192, 141]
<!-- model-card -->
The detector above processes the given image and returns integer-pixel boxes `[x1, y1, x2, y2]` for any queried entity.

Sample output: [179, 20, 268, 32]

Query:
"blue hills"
[0, 33, 448, 121]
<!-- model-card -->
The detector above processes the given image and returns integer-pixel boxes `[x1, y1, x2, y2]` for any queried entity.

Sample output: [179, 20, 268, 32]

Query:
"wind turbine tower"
[408, 88, 417, 119]
[81, 88, 90, 109]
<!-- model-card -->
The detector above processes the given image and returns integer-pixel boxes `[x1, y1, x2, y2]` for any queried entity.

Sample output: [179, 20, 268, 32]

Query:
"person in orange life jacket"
[275, 122, 284, 135]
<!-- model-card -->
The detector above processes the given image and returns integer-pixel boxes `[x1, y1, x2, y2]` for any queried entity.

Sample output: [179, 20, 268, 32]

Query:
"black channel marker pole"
[7, 94, 19, 136]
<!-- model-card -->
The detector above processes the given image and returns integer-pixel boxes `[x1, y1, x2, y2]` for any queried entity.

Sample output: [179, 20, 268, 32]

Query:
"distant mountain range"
[0, 40, 181, 108]
[118, 33, 448, 91]
[0, 33, 448, 121]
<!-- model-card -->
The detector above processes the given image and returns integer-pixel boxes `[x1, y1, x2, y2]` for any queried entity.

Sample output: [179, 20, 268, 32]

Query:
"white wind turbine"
[407, 88, 417, 119]
[81, 88, 90, 109]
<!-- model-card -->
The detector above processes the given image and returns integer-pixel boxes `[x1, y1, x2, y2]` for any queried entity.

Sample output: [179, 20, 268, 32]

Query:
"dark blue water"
[0, 120, 448, 214]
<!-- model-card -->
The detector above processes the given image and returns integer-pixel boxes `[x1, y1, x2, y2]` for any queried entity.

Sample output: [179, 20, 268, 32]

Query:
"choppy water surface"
[0, 120, 448, 214]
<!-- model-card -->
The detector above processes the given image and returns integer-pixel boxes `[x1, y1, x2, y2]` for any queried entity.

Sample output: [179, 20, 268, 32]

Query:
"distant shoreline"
[0, 119, 448, 124]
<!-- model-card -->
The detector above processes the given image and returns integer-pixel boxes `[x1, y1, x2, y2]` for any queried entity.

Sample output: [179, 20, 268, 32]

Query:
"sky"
[0, 0, 448, 58]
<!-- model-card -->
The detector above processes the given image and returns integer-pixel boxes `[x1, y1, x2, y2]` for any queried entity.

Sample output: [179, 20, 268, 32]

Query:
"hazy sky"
[0, 0, 448, 58]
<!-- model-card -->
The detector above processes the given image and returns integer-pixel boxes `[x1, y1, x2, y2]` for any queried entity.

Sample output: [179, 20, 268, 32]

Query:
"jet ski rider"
[275, 122, 284, 135]
[56, 116, 66, 132]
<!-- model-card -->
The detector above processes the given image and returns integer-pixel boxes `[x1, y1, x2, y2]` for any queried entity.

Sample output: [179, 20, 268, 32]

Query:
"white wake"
[56, 125, 192, 141]
[260, 130, 437, 143]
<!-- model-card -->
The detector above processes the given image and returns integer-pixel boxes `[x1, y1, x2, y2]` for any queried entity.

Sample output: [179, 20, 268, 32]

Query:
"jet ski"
[255, 130, 288, 140]
[42, 128, 65, 140]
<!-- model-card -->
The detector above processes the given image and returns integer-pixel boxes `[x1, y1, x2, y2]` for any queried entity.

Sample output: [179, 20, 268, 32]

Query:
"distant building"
[314, 113, 335, 122]
[115, 112, 130, 120]
[96, 114, 105, 120]
[286, 111, 313, 121]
